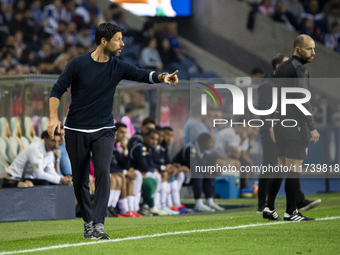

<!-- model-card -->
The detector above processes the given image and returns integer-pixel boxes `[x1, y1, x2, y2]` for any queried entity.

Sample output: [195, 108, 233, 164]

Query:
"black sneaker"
[263, 207, 281, 220]
[92, 223, 110, 240]
[284, 210, 315, 221]
[297, 199, 321, 211]
[106, 206, 118, 217]
[84, 221, 94, 239]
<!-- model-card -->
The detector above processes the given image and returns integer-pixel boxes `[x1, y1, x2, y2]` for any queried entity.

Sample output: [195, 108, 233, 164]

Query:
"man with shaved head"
[263, 34, 320, 222]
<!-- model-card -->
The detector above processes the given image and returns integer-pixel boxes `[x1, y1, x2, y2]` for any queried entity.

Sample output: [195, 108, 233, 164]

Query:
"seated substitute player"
[129, 119, 175, 215]
[149, 128, 179, 215]
[2, 130, 72, 188]
[160, 126, 193, 214]
[128, 117, 156, 150]
[129, 128, 162, 215]
[180, 133, 224, 212]
[106, 122, 143, 217]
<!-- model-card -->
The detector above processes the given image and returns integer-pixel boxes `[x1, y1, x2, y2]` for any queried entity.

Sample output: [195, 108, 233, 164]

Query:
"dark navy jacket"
[50, 53, 161, 129]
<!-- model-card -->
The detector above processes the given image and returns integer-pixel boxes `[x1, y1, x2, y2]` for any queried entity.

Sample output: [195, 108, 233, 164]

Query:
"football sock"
[267, 178, 283, 210]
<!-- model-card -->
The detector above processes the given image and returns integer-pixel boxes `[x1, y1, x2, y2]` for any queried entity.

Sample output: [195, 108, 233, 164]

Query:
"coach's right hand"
[48, 118, 60, 139]
[310, 129, 320, 144]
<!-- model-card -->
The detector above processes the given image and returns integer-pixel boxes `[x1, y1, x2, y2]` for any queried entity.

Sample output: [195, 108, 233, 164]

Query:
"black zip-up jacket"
[274, 56, 315, 131]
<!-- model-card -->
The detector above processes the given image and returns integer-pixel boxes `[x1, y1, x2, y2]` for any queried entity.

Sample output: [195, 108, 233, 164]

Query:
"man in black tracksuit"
[48, 23, 179, 239]
[257, 54, 321, 213]
[263, 34, 320, 222]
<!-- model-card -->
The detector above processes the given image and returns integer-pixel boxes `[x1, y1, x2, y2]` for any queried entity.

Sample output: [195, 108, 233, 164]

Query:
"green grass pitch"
[1, 193, 340, 255]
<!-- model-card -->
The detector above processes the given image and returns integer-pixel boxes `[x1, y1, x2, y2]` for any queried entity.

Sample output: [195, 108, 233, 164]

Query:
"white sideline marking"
[1, 216, 340, 255]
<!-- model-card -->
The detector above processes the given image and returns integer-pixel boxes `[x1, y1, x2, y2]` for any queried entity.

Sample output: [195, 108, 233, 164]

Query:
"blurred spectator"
[109, 3, 120, 16]
[0, 66, 6, 75]
[0, 0, 14, 20]
[324, 0, 340, 16]
[300, 0, 327, 32]
[81, 0, 102, 21]
[64, 21, 78, 45]
[13, 30, 26, 57]
[259, 0, 274, 17]
[76, 24, 92, 47]
[324, 21, 340, 50]
[102, 9, 114, 23]
[113, 12, 129, 31]
[0, 4, 7, 27]
[31, 0, 44, 27]
[6, 65, 17, 74]
[132, 91, 150, 121]
[74, 2, 90, 27]
[159, 37, 179, 68]
[8, 11, 24, 34]
[13, 0, 25, 13]
[250, 67, 264, 78]
[164, 21, 186, 55]
[300, 17, 324, 42]
[101, 3, 119, 24]
[121, 103, 137, 137]
[0, 52, 14, 68]
[273, 0, 298, 30]
[60, 0, 76, 23]
[37, 43, 55, 63]
[23, 8, 41, 51]
[139, 37, 163, 70]
[90, 16, 99, 44]
[120, 91, 132, 116]
[327, 4, 340, 32]
[52, 21, 67, 53]
[284, 0, 304, 21]
[20, 48, 35, 66]
[142, 20, 155, 39]
[43, 0, 62, 35]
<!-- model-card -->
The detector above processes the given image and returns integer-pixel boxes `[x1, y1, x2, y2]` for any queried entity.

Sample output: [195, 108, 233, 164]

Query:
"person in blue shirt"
[56, 125, 72, 177]
[48, 22, 178, 239]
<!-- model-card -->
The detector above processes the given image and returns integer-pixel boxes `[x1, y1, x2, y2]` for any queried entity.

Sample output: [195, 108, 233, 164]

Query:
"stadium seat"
[0, 157, 8, 189]
[24, 117, 40, 143]
[10, 117, 25, 153]
[0, 137, 12, 163]
[0, 117, 17, 161]
[42, 117, 49, 131]
[0, 157, 8, 173]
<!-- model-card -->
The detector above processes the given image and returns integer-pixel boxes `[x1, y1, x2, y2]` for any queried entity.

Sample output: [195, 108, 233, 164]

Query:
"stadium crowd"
[246, 0, 340, 53]
[0, 0, 216, 79]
